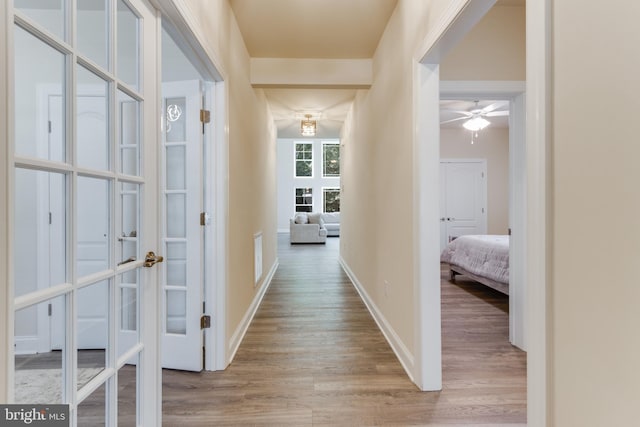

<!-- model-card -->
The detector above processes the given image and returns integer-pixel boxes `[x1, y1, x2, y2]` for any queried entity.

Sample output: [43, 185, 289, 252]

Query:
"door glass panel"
[14, 297, 66, 404]
[166, 145, 186, 190]
[77, 280, 109, 389]
[117, 0, 139, 90]
[77, 176, 110, 278]
[166, 242, 186, 287]
[166, 193, 186, 238]
[120, 287, 137, 331]
[119, 182, 139, 265]
[14, 168, 67, 297]
[77, 0, 108, 69]
[166, 290, 186, 334]
[118, 271, 138, 358]
[14, 25, 66, 162]
[77, 65, 109, 170]
[119, 91, 140, 176]
[77, 382, 106, 426]
[14, 0, 65, 40]
[118, 362, 137, 426]
[165, 97, 186, 142]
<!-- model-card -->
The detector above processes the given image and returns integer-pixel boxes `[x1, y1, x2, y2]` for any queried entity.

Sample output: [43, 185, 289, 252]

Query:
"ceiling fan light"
[463, 116, 490, 132]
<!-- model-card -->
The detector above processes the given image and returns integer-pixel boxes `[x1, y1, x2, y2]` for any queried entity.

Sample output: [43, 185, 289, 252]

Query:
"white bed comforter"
[440, 235, 509, 284]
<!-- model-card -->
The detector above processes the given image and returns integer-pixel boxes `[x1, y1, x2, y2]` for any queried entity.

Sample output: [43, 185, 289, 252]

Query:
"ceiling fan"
[440, 100, 509, 130]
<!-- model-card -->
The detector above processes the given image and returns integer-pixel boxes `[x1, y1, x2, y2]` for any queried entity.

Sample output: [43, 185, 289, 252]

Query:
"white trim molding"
[339, 257, 415, 384]
[526, 0, 551, 424]
[227, 259, 279, 364]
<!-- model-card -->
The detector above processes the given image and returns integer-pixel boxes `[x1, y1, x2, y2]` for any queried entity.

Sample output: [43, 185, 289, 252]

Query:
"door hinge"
[200, 315, 211, 329]
[48, 121, 52, 134]
[508, 228, 512, 236]
[200, 212, 210, 226]
[200, 109, 211, 124]
[48, 303, 52, 316]
[481, 172, 485, 178]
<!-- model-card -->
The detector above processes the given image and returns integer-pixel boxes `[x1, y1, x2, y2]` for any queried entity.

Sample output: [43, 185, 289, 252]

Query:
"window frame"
[322, 187, 340, 213]
[294, 142, 313, 178]
[294, 187, 313, 212]
[322, 142, 340, 177]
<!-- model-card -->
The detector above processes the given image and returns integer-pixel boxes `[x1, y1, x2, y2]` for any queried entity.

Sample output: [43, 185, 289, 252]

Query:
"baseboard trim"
[227, 258, 279, 363]
[339, 257, 415, 383]
[14, 335, 38, 355]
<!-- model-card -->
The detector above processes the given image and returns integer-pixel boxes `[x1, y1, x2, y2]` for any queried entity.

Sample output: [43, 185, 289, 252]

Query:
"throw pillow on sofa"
[294, 213, 308, 224]
[308, 212, 325, 228]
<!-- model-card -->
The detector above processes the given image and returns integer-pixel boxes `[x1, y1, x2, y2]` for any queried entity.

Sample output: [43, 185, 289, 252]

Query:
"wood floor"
[162, 235, 526, 426]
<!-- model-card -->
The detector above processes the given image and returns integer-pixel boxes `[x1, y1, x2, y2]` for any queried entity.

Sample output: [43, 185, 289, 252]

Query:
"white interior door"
[161, 80, 204, 371]
[11, 0, 161, 424]
[440, 160, 487, 251]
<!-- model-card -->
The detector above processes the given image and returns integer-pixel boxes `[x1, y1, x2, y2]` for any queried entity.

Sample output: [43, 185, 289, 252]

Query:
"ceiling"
[228, 0, 519, 138]
[229, 0, 397, 138]
[229, 0, 399, 59]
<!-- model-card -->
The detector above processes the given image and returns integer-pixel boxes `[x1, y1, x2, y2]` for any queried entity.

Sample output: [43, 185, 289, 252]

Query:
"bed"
[440, 235, 509, 295]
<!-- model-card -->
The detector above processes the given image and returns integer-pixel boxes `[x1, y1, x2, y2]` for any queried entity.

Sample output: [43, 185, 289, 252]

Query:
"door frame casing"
[413, 0, 550, 424]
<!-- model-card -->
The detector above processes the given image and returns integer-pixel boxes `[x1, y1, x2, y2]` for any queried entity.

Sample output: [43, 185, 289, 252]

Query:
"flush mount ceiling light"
[300, 114, 316, 137]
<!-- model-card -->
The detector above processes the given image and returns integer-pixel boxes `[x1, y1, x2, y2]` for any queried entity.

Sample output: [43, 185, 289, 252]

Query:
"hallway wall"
[178, 0, 278, 363]
[551, 1, 640, 425]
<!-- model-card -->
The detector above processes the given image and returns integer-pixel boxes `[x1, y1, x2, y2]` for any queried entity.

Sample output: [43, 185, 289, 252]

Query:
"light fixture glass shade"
[463, 116, 490, 131]
[300, 114, 316, 136]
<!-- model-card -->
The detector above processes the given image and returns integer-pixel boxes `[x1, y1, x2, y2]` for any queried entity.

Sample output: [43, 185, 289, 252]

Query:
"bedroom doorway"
[439, 91, 526, 350]
[412, 0, 546, 397]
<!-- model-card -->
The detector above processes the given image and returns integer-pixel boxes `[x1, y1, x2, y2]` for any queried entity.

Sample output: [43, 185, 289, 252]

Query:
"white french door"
[10, 0, 161, 425]
[161, 80, 205, 371]
[440, 160, 487, 251]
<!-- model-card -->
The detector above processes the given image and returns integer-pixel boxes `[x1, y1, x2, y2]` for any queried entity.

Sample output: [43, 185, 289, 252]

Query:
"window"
[295, 188, 313, 212]
[322, 143, 340, 177]
[323, 188, 340, 213]
[295, 143, 313, 177]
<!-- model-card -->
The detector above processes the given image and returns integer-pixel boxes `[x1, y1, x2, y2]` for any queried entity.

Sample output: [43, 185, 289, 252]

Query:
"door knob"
[440, 217, 445, 221]
[143, 251, 164, 268]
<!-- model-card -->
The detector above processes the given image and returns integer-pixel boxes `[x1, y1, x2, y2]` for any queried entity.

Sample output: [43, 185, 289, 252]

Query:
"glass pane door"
[11, 0, 159, 425]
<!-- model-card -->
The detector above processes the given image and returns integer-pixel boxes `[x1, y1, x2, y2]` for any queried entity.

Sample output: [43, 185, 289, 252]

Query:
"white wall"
[551, 1, 640, 425]
[276, 138, 340, 232]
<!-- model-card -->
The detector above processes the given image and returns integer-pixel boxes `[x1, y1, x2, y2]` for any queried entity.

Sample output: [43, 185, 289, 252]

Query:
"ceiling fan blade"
[440, 116, 468, 125]
[440, 109, 473, 117]
[485, 110, 509, 117]
[481, 100, 509, 114]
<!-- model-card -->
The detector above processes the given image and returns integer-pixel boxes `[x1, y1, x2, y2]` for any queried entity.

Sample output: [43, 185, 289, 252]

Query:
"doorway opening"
[159, 20, 227, 372]
[414, 0, 549, 423]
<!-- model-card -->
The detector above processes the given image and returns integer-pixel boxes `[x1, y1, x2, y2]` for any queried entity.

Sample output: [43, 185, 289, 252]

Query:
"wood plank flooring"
[162, 234, 526, 426]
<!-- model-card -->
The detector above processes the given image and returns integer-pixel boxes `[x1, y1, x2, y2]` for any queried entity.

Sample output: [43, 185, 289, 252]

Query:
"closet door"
[440, 160, 487, 251]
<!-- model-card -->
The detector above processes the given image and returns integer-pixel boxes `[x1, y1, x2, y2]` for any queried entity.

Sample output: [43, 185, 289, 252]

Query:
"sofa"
[290, 212, 327, 244]
[321, 212, 340, 237]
